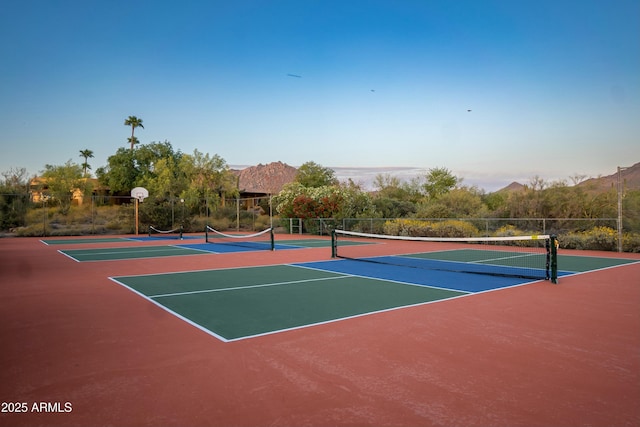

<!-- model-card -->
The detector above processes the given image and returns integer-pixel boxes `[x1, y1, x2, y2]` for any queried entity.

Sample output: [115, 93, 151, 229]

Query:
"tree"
[78, 149, 94, 177]
[422, 167, 460, 199]
[374, 173, 420, 202]
[41, 160, 83, 214]
[0, 167, 31, 229]
[127, 136, 139, 150]
[180, 150, 238, 207]
[98, 141, 180, 193]
[273, 181, 374, 221]
[1, 167, 30, 192]
[124, 115, 144, 150]
[97, 147, 138, 193]
[295, 161, 338, 188]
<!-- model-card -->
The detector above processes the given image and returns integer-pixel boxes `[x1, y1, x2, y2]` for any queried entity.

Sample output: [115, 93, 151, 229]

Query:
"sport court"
[5, 233, 639, 426]
[55, 236, 359, 261]
[109, 240, 638, 342]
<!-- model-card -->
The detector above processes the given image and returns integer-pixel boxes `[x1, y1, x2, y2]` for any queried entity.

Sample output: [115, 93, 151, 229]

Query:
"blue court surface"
[295, 258, 561, 293]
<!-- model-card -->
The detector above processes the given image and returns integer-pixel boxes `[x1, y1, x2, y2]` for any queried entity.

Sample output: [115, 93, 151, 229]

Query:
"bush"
[622, 233, 640, 253]
[383, 219, 479, 237]
[207, 217, 231, 231]
[559, 226, 618, 251]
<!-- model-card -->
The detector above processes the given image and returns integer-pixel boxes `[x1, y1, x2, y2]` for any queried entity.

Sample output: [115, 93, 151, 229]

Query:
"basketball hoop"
[130, 187, 149, 236]
[130, 187, 149, 203]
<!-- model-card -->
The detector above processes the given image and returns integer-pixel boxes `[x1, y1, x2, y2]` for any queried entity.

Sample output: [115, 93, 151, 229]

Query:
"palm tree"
[79, 149, 94, 177]
[127, 136, 139, 150]
[124, 116, 144, 150]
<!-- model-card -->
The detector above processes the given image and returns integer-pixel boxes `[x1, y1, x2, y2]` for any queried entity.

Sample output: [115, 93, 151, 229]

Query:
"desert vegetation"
[1, 141, 639, 252]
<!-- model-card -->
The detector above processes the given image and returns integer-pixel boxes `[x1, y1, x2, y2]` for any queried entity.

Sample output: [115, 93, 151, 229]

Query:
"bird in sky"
[287, 73, 302, 78]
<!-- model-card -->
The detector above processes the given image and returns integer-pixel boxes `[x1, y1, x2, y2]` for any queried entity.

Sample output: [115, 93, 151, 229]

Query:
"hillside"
[577, 162, 640, 191]
[498, 182, 526, 192]
[496, 162, 640, 193]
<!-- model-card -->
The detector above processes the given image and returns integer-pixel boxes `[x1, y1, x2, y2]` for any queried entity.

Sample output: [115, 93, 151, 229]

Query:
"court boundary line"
[58, 244, 215, 262]
[108, 276, 231, 342]
[58, 250, 82, 263]
[291, 262, 474, 294]
[149, 274, 348, 298]
[226, 293, 474, 342]
[553, 259, 640, 277]
[106, 256, 640, 343]
[108, 264, 473, 343]
[40, 237, 140, 245]
[227, 260, 558, 342]
[294, 260, 553, 293]
[396, 252, 549, 276]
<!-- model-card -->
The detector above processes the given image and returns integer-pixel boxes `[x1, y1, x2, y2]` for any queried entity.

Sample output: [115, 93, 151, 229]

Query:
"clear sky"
[1, 0, 639, 190]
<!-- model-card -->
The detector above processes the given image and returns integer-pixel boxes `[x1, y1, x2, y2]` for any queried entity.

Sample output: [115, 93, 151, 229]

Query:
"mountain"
[495, 163, 640, 193]
[577, 162, 640, 191]
[497, 182, 526, 192]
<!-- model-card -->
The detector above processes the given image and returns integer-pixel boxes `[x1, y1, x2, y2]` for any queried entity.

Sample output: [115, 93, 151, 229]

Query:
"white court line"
[290, 263, 473, 294]
[149, 275, 348, 298]
[59, 245, 212, 262]
[64, 246, 187, 256]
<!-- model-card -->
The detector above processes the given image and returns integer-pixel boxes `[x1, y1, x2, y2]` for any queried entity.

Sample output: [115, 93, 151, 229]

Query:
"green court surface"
[111, 264, 466, 341]
[58, 238, 367, 261]
[108, 250, 639, 342]
[276, 238, 332, 248]
[556, 254, 638, 272]
[277, 238, 364, 248]
[43, 237, 132, 245]
[406, 250, 638, 271]
[60, 245, 210, 261]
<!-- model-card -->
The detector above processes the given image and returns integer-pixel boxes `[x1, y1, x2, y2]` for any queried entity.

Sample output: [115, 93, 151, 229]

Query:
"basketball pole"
[135, 198, 139, 235]
[130, 187, 148, 236]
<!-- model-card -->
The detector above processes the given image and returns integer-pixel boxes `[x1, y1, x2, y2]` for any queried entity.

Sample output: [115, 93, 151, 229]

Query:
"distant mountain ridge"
[232, 162, 640, 195]
[576, 162, 640, 191]
[496, 162, 640, 193]
[498, 182, 526, 192]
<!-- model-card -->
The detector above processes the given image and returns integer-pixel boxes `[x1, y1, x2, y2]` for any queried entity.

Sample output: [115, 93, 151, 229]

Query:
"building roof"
[234, 161, 298, 195]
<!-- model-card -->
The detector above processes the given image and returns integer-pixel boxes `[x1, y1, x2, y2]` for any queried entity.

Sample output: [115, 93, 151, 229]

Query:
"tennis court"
[57, 239, 336, 261]
[111, 264, 467, 341]
[2, 234, 639, 427]
[41, 235, 199, 245]
[110, 243, 638, 341]
[55, 233, 365, 261]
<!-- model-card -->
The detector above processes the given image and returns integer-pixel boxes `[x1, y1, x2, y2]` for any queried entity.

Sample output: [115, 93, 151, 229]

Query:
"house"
[29, 177, 107, 206]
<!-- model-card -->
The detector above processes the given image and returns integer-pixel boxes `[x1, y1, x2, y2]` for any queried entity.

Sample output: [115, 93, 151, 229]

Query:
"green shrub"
[207, 217, 231, 231]
[383, 219, 479, 237]
[622, 233, 640, 253]
[559, 226, 618, 251]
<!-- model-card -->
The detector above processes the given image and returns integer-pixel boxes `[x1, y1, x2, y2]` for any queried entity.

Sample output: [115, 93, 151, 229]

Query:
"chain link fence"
[1, 193, 637, 251]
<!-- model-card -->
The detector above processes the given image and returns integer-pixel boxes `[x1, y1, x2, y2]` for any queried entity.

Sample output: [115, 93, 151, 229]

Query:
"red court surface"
[1, 236, 639, 427]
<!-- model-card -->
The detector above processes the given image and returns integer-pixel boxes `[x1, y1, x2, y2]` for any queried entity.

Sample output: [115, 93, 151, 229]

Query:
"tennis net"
[148, 226, 183, 240]
[205, 226, 275, 251]
[331, 230, 558, 283]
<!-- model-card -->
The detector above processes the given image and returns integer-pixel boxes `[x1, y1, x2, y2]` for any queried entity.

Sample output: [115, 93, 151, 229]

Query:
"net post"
[179, 226, 183, 240]
[550, 234, 558, 284]
[204, 225, 209, 243]
[148, 226, 151, 237]
[270, 228, 275, 251]
[331, 229, 337, 258]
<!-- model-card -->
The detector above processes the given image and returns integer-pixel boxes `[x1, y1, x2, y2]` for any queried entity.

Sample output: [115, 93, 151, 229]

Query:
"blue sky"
[1, 0, 638, 190]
